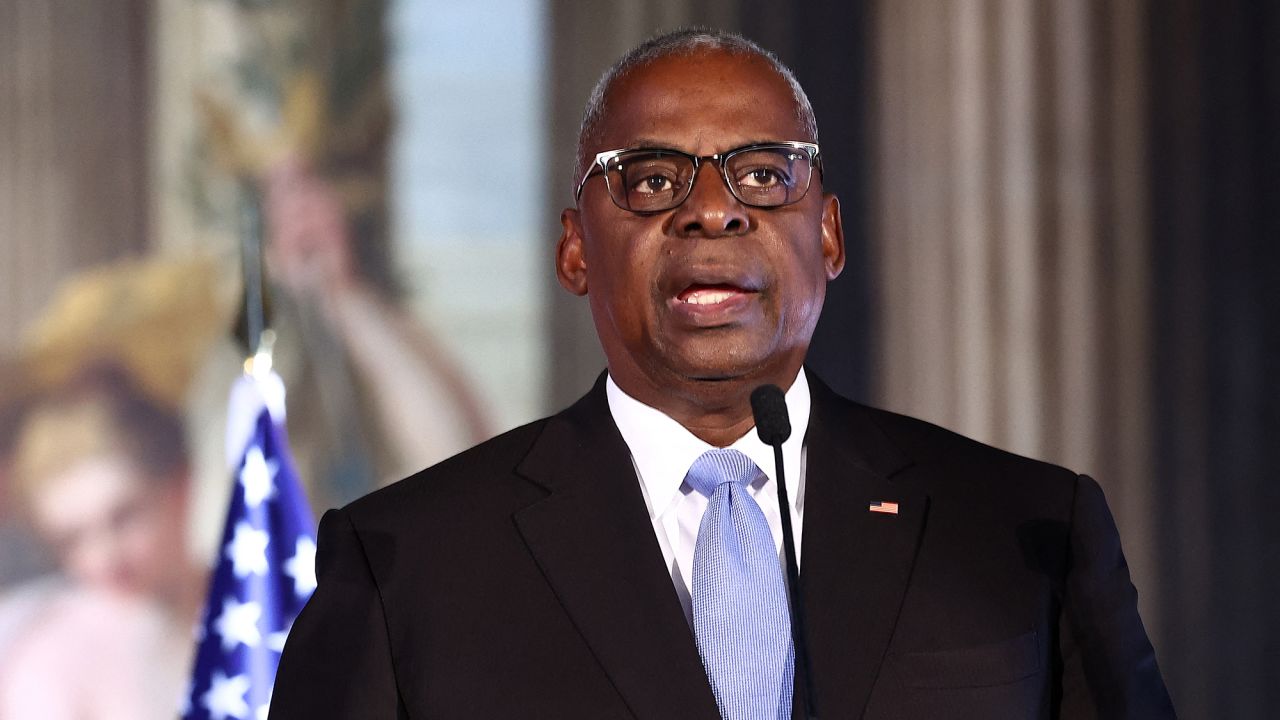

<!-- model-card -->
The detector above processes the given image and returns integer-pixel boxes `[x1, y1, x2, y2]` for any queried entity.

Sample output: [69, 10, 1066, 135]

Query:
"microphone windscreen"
[751, 384, 791, 446]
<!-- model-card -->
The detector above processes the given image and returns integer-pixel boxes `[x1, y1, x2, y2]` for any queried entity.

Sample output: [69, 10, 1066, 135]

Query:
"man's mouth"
[667, 279, 760, 327]
[678, 284, 750, 305]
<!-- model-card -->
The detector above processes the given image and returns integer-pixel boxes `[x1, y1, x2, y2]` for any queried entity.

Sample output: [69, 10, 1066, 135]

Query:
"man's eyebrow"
[619, 137, 789, 152]
[623, 136, 683, 150]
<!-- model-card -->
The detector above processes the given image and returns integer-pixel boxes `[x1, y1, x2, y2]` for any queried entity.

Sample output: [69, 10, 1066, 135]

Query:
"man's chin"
[668, 346, 806, 394]
[670, 355, 771, 386]
[617, 336, 796, 395]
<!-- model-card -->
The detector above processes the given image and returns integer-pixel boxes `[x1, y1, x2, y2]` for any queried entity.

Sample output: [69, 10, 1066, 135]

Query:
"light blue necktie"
[687, 449, 794, 720]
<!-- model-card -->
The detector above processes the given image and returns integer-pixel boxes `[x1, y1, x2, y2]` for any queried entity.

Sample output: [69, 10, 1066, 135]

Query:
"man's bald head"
[573, 28, 819, 188]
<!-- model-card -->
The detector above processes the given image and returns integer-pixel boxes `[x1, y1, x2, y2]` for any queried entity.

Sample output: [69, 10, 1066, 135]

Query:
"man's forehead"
[592, 50, 805, 152]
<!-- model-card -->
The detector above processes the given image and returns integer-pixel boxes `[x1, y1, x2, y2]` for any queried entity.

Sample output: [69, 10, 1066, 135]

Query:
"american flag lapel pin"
[869, 500, 900, 515]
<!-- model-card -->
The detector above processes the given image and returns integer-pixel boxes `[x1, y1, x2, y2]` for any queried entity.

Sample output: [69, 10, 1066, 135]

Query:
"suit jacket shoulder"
[342, 412, 553, 530]
[799, 374, 1174, 719]
[809, 377, 1080, 505]
[273, 375, 722, 719]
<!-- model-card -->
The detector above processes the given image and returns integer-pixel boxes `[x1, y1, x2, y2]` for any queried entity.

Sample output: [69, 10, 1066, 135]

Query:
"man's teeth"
[683, 289, 739, 305]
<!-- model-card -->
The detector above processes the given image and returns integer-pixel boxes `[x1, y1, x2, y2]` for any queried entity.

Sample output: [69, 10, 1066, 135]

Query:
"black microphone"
[751, 384, 818, 720]
[751, 384, 792, 445]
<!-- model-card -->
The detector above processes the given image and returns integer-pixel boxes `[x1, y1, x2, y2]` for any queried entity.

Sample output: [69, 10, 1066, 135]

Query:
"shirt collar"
[606, 368, 811, 520]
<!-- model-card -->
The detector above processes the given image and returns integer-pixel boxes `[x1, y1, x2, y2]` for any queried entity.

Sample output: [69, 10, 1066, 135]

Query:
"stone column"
[869, 0, 1158, 628]
[0, 0, 150, 347]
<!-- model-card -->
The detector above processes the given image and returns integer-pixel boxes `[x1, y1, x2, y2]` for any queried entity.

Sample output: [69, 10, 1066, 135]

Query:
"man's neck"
[675, 409, 756, 448]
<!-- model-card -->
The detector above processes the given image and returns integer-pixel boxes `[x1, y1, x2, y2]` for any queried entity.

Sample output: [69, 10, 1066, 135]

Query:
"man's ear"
[556, 208, 589, 296]
[821, 193, 846, 280]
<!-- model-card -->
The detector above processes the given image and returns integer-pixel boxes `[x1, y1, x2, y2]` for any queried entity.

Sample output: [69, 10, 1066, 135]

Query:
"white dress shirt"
[606, 370, 810, 624]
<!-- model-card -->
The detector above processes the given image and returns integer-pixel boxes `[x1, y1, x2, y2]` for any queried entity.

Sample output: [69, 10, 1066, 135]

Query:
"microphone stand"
[772, 442, 818, 720]
[753, 385, 818, 720]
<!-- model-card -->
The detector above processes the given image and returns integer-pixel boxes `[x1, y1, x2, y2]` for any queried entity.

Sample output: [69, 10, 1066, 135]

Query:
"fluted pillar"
[870, 0, 1158, 627]
[0, 0, 150, 348]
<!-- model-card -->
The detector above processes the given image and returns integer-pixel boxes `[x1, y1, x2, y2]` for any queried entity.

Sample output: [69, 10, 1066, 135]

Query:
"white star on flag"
[255, 689, 273, 720]
[226, 521, 270, 578]
[266, 629, 289, 653]
[213, 596, 263, 652]
[283, 536, 317, 599]
[239, 446, 278, 508]
[202, 670, 251, 720]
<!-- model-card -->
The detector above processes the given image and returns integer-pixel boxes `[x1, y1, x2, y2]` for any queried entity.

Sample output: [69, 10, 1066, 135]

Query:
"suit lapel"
[798, 379, 929, 719]
[512, 378, 721, 720]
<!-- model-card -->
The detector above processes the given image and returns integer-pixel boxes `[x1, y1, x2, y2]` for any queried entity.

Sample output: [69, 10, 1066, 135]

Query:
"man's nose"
[673, 163, 749, 237]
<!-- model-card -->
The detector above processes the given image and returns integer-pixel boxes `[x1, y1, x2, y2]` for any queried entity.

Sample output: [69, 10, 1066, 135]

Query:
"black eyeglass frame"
[574, 140, 822, 212]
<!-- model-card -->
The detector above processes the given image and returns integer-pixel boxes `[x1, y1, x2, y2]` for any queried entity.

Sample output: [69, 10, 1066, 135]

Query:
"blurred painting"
[0, 0, 546, 716]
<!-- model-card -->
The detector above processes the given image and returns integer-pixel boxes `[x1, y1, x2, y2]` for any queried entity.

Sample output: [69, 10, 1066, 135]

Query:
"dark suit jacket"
[270, 373, 1174, 719]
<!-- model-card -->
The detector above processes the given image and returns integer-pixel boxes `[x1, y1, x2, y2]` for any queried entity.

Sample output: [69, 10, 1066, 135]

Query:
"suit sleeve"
[1057, 474, 1176, 719]
[269, 508, 406, 719]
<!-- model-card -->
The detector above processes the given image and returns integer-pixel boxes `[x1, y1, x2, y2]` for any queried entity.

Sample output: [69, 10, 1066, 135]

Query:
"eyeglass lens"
[604, 146, 814, 212]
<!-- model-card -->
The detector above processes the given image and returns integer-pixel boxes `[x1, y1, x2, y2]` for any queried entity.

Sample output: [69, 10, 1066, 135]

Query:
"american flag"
[183, 370, 316, 720]
[868, 500, 900, 515]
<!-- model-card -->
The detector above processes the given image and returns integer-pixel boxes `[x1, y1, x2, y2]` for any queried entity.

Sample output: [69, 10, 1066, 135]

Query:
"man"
[272, 30, 1174, 719]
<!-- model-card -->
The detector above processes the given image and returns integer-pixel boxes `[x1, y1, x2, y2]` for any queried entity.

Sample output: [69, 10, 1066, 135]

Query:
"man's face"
[558, 50, 844, 408]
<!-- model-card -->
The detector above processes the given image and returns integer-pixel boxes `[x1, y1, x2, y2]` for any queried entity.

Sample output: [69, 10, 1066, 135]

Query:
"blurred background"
[0, 0, 1275, 717]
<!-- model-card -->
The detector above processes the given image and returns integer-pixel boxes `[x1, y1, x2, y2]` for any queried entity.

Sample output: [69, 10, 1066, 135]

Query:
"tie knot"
[685, 449, 760, 498]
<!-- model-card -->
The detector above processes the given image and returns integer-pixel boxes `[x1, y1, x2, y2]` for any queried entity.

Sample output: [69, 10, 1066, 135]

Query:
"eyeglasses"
[575, 141, 821, 213]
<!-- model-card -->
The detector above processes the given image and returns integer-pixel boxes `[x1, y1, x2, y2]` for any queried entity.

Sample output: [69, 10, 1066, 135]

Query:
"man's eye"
[738, 167, 783, 188]
[630, 174, 675, 195]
